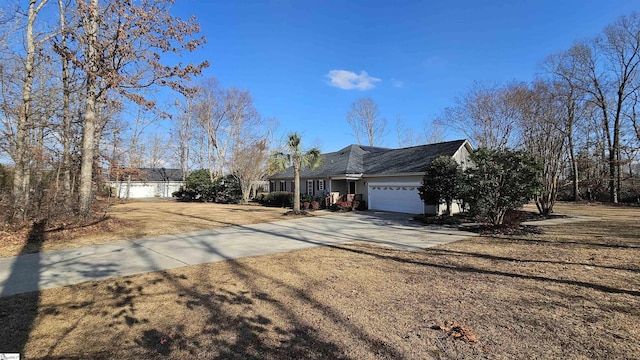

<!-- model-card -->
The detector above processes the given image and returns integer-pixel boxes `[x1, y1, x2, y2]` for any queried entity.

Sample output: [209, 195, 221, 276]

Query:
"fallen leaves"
[431, 320, 479, 343]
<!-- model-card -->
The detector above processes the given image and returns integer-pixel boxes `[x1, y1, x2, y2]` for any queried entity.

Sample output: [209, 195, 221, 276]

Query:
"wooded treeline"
[442, 13, 640, 209]
[0, 1, 275, 225]
[0, 0, 212, 224]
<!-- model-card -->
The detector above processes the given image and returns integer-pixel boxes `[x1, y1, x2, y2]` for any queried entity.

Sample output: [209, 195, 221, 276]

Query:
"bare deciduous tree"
[230, 138, 270, 204]
[394, 115, 423, 147]
[517, 80, 567, 215]
[543, 48, 587, 201]
[570, 13, 640, 203]
[193, 79, 261, 179]
[11, 0, 56, 220]
[59, 0, 209, 217]
[424, 118, 445, 144]
[346, 97, 387, 146]
[443, 81, 527, 149]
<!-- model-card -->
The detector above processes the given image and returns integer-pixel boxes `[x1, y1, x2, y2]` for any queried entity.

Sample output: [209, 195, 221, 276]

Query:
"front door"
[349, 181, 356, 194]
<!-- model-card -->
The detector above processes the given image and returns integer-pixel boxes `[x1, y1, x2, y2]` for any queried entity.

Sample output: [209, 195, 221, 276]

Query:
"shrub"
[173, 187, 199, 202]
[261, 192, 293, 207]
[214, 175, 242, 204]
[418, 156, 463, 216]
[300, 193, 313, 203]
[331, 200, 364, 212]
[314, 195, 329, 209]
[173, 170, 242, 203]
[332, 201, 353, 212]
[460, 147, 542, 225]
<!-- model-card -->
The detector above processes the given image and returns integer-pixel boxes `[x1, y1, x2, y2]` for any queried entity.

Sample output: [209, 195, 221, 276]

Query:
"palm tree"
[270, 133, 322, 213]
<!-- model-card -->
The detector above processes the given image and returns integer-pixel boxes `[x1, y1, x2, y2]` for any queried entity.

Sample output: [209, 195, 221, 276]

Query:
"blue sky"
[170, 0, 639, 152]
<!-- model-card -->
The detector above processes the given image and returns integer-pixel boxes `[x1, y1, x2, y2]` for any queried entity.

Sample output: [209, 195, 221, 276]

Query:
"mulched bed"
[414, 209, 568, 235]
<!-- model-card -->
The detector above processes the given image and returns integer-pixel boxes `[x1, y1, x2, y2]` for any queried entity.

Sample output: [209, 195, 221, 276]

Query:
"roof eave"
[362, 172, 425, 178]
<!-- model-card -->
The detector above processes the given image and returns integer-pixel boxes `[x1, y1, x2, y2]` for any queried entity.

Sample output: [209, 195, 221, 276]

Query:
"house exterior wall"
[452, 143, 472, 169]
[269, 180, 294, 192]
[269, 178, 329, 199]
[112, 181, 184, 198]
[301, 178, 329, 199]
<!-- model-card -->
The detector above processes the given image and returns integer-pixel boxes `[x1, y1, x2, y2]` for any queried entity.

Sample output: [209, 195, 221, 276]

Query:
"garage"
[367, 183, 424, 214]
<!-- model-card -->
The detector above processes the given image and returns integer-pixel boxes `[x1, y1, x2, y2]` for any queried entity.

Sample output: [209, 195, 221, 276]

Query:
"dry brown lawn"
[0, 200, 314, 258]
[0, 202, 639, 359]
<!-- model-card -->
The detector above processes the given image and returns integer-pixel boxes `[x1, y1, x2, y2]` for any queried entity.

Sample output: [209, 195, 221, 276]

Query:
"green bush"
[418, 156, 463, 215]
[460, 147, 542, 225]
[260, 191, 294, 207]
[173, 170, 242, 203]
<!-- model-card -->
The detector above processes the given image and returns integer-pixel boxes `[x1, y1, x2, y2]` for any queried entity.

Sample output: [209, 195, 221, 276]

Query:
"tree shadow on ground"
[425, 247, 640, 273]
[126, 243, 354, 360]
[31, 240, 355, 359]
[492, 235, 640, 249]
[0, 219, 46, 354]
[322, 243, 640, 297]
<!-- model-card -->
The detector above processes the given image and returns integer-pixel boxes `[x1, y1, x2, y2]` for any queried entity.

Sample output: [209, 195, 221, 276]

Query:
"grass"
[0, 202, 638, 358]
[0, 199, 320, 258]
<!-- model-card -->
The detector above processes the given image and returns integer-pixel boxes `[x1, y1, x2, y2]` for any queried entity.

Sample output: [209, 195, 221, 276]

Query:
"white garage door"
[368, 183, 424, 214]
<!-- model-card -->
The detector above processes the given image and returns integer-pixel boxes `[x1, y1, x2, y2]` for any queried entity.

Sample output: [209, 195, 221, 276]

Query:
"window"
[318, 179, 324, 191]
[279, 181, 285, 191]
[307, 180, 314, 195]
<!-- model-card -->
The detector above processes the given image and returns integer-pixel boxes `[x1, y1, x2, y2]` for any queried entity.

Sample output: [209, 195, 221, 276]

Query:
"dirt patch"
[0, 204, 638, 359]
[0, 201, 318, 258]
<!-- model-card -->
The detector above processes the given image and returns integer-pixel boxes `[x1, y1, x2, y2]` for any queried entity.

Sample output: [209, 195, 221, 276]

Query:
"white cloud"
[325, 70, 381, 90]
[390, 78, 404, 88]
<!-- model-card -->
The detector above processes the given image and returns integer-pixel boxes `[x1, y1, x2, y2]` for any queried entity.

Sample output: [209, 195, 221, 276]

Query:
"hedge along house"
[268, 139, 473, 214]
[110, 168, 184, 199]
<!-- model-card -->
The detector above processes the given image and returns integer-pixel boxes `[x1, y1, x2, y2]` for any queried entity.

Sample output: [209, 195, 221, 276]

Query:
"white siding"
[113, 181, 184, 199]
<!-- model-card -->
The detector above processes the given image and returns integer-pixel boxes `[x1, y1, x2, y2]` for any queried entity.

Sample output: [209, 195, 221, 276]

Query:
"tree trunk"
[609, 150, 618, 204]
[612, 89, 623, 204]
[493, 210, 506, 226]
[12, 0, 43, 221]
[126, 174, 131, 199]
[58, 0, 72, 210]
[567, 104, 580, 202]
[78, 0, 99, 218]
[293, 163, 300, 213]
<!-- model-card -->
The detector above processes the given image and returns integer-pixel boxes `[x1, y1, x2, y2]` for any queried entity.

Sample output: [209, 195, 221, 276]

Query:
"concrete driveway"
[0, 211, 474, 297]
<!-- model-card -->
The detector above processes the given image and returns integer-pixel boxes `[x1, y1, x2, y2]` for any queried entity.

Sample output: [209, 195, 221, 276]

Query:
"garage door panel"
[368, 183, 423, 214]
